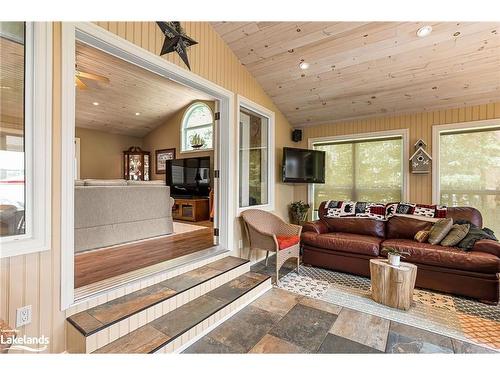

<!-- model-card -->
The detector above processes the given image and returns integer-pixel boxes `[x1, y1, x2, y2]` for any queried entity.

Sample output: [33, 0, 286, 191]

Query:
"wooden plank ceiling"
[211, 22, 500, 127]
[76, 41, 213, 137]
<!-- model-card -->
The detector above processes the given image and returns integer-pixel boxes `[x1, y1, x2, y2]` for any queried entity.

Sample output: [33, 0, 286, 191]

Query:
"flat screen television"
[166, 157, 211, 198]
[282, 147, 325, 183]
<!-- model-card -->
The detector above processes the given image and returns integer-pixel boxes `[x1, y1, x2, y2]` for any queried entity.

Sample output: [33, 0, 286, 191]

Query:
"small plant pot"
[191, 144, 203, 149]
[388, 253, 401, 267]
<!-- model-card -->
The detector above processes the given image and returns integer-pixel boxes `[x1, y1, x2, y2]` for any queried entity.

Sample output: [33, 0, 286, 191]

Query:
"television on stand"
[165, 156, 211, 198]
[282, 147, 325, 183]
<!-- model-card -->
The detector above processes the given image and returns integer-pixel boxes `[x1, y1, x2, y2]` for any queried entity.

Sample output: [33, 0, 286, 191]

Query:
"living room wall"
[0, 21, 296, 354]
[75, 127, 143, 179]
[143, 100, 215, 181]
[293, 101, 500, 218]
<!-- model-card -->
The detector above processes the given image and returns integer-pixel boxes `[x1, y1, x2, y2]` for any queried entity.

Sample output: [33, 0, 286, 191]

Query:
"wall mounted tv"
[165, 156, 211, 198]
[282, 147, 325, 183]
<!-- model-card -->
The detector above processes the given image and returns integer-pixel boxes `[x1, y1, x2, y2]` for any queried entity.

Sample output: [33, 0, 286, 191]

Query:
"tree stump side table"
[369, 259, 417, 311]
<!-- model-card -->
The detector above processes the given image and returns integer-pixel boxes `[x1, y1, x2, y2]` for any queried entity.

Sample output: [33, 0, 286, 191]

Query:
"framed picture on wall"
[155, 148, 176, 174]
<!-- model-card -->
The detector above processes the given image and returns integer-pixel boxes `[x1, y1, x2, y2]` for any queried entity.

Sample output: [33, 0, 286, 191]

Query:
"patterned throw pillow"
[440, 224, 470, 247]
[396, 202, 416, 215]
[339, 201, 357, 216]
[414, 230, 430, 243]
[428, 218, 454, 245]
[413, 204, 436, 218]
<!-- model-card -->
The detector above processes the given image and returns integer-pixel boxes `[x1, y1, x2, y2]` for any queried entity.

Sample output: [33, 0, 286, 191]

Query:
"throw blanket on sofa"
[324, 200, 447, 221]
[454, 219, 498, 251]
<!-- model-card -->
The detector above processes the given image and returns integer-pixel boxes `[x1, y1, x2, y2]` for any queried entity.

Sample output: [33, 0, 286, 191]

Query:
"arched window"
[181, 102, 214, 152]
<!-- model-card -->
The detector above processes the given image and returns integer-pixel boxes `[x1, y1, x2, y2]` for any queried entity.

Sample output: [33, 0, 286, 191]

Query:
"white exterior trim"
[236, 95, 276, 214]
[0, 22, 52, 258]
[60, 22, 235, 310]
[307, 129, 410, 210]
[431, 118, 500, 204]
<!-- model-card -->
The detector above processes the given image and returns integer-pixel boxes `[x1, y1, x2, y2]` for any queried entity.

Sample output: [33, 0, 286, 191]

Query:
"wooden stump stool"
[369, 259, 417, 311]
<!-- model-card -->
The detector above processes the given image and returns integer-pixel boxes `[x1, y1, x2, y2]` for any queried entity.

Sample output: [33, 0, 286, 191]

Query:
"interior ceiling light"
[135, 112, 141, 116]
[92, 102, 99, 106]
[299, 61, 310, 70]
[416, 25, 433, 38]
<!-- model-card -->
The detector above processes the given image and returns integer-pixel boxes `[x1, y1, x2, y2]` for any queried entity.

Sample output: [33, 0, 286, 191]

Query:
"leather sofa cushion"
[301, 232, 382, 256]
[387, 216, 433, 240]
[381, 239, 500, 273]
[321, 217, 386, 238]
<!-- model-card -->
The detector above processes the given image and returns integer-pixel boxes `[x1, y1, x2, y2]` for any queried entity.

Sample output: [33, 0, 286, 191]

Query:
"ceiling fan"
[75, 66, 110, 90]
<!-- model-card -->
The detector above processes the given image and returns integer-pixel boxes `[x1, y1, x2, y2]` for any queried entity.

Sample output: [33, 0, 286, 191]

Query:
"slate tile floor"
[182, 258, 497, 354]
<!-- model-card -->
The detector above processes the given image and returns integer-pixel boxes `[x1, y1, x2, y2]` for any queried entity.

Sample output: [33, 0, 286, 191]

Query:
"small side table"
[369, 259, 417, 311]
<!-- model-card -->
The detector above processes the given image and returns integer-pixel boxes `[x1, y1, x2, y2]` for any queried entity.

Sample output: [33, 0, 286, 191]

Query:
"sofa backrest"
[318, 201, 386, 238]
[318, 201, 484, 239]
[446, 206, 483, 228]
[386, 216, 433, 239]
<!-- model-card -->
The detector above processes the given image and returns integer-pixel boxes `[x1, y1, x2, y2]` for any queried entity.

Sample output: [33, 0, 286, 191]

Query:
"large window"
[0, 22, 52, 257]
[238, 98, 274, 211]
[181, 102, 214, 152]
[312, 132, 407, 216]
[0, 22, 26, 238]
[437, 124, 500, 235]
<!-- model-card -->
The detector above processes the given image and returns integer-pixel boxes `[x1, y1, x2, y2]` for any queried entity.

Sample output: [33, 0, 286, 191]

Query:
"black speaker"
[292, 129, 302, 142]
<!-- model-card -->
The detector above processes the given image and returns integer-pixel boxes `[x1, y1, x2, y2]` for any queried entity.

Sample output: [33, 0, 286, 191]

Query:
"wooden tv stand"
[172, 197, 210, 222]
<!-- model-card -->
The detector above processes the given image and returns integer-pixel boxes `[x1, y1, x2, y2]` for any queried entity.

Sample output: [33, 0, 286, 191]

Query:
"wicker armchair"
[241, 209, 302, 282]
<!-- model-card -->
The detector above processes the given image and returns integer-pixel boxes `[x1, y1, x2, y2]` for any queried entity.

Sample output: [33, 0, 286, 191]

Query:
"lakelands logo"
[1, 329, 49, 353]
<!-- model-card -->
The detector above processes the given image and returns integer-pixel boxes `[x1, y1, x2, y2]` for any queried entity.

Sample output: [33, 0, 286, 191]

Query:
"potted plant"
[384, 247, 410, 267]
[289, 201, 310, 225]
[190, 133, 205, 149]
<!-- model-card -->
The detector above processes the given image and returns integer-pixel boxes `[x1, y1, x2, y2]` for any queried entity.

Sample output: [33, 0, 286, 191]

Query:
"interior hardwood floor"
[74, 222, 214, 288]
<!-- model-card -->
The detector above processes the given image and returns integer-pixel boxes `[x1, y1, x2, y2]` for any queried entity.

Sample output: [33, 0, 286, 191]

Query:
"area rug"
[278, 265, 500, 351]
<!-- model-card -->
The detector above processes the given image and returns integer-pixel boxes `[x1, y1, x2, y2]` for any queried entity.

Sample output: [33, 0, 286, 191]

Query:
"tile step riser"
[154, 278, 272, 353]
[68, 262, 250, 353]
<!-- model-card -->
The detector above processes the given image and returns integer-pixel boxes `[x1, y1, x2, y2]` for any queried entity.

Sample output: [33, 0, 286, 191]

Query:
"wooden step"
[94, 272, 271, 353]
[66, 256, 251, 353]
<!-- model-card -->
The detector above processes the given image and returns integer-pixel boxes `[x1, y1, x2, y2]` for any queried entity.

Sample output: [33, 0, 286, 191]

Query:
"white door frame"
[61, 22, 235, 310]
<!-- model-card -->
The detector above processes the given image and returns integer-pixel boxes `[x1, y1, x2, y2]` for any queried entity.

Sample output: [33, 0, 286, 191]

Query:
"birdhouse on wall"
[410, 139, 432, 174]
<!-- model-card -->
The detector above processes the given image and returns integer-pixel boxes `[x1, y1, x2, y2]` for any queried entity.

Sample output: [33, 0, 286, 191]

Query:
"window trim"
[236, 95, 275, 214]
[180, 102, 214, 154]
[0, 22, 52, 258]
[308, 129, 410, 211]
[431, 118, 500, 205]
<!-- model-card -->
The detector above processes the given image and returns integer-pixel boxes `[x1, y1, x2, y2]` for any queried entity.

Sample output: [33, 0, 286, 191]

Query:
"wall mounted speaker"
[292, 129, 302, 142]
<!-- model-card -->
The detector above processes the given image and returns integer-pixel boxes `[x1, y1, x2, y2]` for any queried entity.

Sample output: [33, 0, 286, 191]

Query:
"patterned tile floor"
[182, 257, 499, 354]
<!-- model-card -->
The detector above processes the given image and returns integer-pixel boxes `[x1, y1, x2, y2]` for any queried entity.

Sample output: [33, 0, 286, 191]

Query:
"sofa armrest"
[471, 239, 500, 258]
[302, 220, 329, 234]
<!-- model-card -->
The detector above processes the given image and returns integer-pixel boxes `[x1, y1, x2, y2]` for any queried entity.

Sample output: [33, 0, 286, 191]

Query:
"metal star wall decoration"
[156, 22, 198, 70]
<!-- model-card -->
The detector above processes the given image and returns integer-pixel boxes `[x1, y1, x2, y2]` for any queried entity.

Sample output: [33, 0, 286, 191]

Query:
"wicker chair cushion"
[276, 235, 300, 250]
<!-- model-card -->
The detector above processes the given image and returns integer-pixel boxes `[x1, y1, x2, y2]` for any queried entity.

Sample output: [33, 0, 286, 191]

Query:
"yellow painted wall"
[0, 21, 296, 353]
[143, 100, 215, 181]
[75, 127, 143, 179]
[293, 102, 500, 215]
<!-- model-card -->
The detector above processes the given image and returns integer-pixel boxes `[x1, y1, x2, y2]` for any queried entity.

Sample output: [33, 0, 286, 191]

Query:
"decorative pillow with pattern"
[364, 203, 386, 220]
[428, 218, 454, 245]
[385, 203, 399, 219]
[339, 201, 357, 216]
[414, 204, 436, 217]
[396, 202, 416, 215]
[414, 230, 430, 243]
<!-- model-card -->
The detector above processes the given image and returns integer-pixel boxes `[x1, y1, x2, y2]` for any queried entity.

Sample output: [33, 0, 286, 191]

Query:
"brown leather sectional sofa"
[302, 202, 500, 304]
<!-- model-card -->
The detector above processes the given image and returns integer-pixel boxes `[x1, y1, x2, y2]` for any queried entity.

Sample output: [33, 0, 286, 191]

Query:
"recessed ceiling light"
[135, 112, 141, 116]
[92, 102, 99, 106]
[299, 61, 310, 70]
[416, 25, 433, 38]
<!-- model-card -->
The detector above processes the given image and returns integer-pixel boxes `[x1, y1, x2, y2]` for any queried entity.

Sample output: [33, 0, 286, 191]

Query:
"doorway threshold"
[74, 246, 229, 304]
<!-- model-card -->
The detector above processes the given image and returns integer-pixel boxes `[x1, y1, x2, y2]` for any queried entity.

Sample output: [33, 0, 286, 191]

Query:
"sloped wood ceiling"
[76, 41, 212, 137]
[211, 22, 500, 127]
